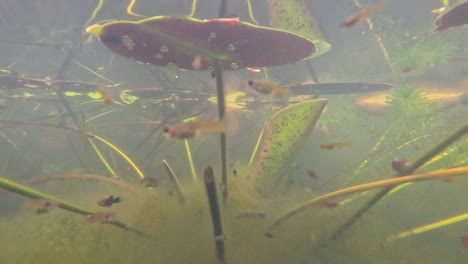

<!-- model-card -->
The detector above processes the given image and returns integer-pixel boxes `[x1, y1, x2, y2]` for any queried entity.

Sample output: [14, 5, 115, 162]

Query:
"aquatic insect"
[434, 1, 468, 32]
[247, 79, 287, 97]
[307, 169, 318, 179]
[164, 119, 227, 140]
[342, 1, 384, 28]
[24, 199, 58, 214]
[391, 158, 409, 172]
[97, 195, 120, 207]
[320, 142, 351, 150]
[87, 211, 116, 223]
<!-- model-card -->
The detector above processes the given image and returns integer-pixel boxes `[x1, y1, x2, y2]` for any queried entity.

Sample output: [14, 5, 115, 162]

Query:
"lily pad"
[256, 99, 328, 190]
[87, 16, 316, 70]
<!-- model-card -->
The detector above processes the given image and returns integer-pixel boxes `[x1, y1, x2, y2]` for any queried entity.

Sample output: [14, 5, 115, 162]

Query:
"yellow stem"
[249, 121, 267, 165]
[184, 139, 198, 181]
[85, 0, 105, 28]
[246, 0, 260, 25]
[88, 137, 118, 179]
[188, 0, 197, 17]
[268, 166, 468, 230]
[387, 212, 468, 241]
[126, 0, 145, 17]
[90, 134, 145, 179]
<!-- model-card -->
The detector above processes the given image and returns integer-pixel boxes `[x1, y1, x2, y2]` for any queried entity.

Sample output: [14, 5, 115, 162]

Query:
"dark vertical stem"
[331, 121, 468, 240]
[218, 0, 227, 18]
[213, 59, 228, 205]
[204, 166, 225, 263]
[304, 60, 319, 84]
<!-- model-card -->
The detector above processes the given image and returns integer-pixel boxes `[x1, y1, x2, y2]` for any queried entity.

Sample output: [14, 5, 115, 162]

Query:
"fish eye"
[163, 126, 169, 133]
[247, 80, 253, 86]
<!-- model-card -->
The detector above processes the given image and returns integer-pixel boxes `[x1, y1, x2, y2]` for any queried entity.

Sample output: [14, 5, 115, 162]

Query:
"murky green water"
[0, 0, 467, 263]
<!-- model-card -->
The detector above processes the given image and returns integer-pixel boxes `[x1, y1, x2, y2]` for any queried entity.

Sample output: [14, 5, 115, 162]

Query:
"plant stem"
[162, 160, 186, 205]
[330, 121, 468, 240]
[203, 166, 225, 263]
[0, 176, 146, 237]
[213, 58, 228, 206]
[267, 166, 468, 233]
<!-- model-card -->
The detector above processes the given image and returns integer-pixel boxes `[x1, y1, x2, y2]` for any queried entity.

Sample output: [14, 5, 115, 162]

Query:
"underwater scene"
[0, 0, 467, 263]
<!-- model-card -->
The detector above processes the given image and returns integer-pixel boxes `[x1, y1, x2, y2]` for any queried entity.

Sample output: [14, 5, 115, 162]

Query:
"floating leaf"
[87, 16, 316, 70]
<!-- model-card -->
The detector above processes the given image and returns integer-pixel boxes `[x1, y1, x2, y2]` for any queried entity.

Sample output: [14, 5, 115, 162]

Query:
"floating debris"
[97, 195, 120, 207]
[392, 158, 409, 172]
[307, 169, 318, 179]
[87, 211, 116, 223]
[141, 177, 161, 187]
[461, 235, 468, 249]
[235, 211, 266, 220]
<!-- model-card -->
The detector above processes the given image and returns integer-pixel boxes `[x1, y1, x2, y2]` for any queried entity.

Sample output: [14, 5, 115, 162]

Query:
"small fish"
[342, 1, 384, 28]
[164, 119, 227, 140]
[86, 211, 116, 223]
[97, 88, 113, 105]
[192, 55, 202, 70]
[460, 235, 468, 249]
[307, 169, 318, 179]
[233, 168, 237, 176]
[24, 199, 58, 214]
[247, 79, 287, 97]
[391, 158, 409, 172]
[141, 177, 160, 187]
[97, 195, 120, 207]
[320, 142, 351, 150]
[434, 1, 468, 32]
[322, 202, 339, 208]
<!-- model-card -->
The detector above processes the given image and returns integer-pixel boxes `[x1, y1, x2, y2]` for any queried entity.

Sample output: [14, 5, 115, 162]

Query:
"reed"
[203, 166, 225, 263]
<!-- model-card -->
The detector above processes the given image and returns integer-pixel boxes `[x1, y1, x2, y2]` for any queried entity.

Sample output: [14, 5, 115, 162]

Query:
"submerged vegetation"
[0, 0, 467, 263]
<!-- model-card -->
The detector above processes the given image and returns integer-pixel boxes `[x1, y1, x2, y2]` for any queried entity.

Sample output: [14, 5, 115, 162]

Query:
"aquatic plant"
[255, 99, 327, 190]
[266, 0, 331, 58]
[386, 86, 442, 140]
[389, 35, 456, 73]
